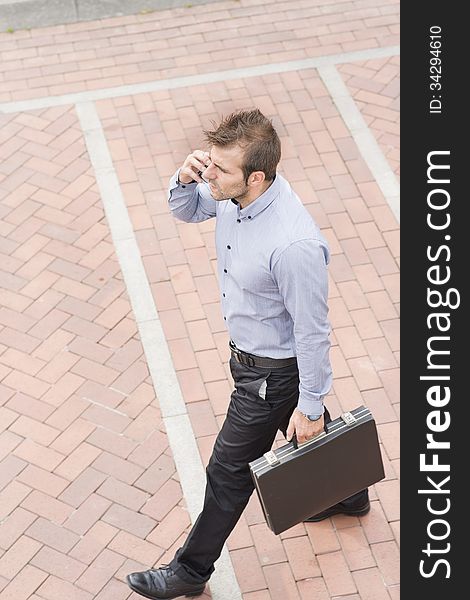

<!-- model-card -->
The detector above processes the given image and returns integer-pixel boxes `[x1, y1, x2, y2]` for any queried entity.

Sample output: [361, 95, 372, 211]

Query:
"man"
[127, 109, 369, 599]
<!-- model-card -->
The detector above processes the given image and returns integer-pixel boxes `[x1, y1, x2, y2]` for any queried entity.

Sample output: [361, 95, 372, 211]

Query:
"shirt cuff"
[174, 169, 198, 187]
[297, 395, 324, 420]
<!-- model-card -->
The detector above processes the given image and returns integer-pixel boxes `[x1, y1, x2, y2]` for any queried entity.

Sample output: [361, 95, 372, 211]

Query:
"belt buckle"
[231, 347, 243, 365]
[238, 352, 255, 367]
[232, 346, 255, 368]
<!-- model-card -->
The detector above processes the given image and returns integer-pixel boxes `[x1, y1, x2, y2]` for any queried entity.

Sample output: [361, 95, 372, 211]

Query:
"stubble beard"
[210, 181, 249, 202]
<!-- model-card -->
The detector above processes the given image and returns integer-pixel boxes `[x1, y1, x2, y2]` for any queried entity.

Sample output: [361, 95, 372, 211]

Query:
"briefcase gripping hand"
[291, 428, 327, 450]
[291, 411, 357, 449]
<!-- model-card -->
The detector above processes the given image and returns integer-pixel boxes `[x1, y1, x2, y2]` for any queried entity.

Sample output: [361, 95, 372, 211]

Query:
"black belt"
[229, 341, 297, 369]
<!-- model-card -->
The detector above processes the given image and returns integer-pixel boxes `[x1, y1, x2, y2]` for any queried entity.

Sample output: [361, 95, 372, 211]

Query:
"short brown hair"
[203, 108, 281, 182]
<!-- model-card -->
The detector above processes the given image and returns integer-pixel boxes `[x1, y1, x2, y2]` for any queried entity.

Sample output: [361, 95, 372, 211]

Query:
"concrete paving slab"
[0, 0, 219, 30]
[0, 0, 76, 30]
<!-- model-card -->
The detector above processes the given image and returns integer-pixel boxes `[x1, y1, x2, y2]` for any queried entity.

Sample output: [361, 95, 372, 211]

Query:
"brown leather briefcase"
[249, 405, 385, 534]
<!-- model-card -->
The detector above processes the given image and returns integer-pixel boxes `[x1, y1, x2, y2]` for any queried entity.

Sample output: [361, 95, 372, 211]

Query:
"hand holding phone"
[179, 150, 211, 184]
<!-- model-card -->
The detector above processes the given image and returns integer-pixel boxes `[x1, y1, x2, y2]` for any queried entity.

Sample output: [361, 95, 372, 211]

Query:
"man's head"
[201, 108, 281, 205]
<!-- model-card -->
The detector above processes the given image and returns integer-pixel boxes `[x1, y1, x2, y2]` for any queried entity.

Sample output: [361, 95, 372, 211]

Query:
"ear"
[249, 171, 266, 186]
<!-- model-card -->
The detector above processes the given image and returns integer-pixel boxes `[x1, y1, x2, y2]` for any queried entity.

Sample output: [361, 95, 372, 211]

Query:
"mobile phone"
[198, 167, 210, 183]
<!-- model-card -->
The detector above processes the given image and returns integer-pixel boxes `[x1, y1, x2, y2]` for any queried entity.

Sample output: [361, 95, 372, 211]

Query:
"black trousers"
[170, 357, 367, 584]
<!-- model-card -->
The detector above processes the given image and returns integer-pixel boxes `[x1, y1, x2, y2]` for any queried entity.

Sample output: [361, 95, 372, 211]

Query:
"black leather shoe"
[126, 565, 205, 599]
[304, 500, 370, 522]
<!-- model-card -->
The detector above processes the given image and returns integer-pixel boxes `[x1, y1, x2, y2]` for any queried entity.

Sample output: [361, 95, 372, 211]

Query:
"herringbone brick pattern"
[0, 1, 399, 599]
[339, 56, 400, 178]
[0, 108, 199, 600]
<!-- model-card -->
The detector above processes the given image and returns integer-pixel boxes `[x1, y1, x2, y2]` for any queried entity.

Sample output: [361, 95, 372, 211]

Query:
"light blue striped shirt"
[168, 171, 332, 418]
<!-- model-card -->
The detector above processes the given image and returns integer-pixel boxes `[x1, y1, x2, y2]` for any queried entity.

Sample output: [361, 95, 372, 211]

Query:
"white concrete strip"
[318, 64, 400, 223]
[75, 100, 242, 600]
[0, 45, 399, 114]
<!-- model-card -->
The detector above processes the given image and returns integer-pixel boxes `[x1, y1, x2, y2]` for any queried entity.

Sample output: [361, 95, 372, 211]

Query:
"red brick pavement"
[339, 56, 400, 178]
[0, 1, 399, 599]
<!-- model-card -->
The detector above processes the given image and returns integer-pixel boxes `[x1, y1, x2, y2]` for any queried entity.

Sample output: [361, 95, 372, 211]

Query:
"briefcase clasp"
[263, 450, 280, 466]
[341, 411, 357, 426]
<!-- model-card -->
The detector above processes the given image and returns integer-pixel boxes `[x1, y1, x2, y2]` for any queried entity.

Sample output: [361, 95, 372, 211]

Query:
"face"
[202, 145, 250, 202]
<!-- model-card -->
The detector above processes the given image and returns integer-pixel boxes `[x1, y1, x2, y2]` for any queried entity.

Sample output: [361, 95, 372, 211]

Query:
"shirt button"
[248, 216, 252, 219]
[223, 269, 227, 273]
[227, 245, 231, 250]
[223, 293, 226, 297]
[237, 219, 241, 223]
[224, 317, 227, 320]
[182, 185, 186, 188]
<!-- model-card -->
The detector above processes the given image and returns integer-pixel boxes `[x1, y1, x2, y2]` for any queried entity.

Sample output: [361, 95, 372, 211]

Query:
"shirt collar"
[231, 174, 280, 220]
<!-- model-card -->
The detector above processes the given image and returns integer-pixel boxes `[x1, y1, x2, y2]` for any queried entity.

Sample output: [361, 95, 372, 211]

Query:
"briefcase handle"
[291, 411, 358, 449]
[291, 423, 328, 450]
